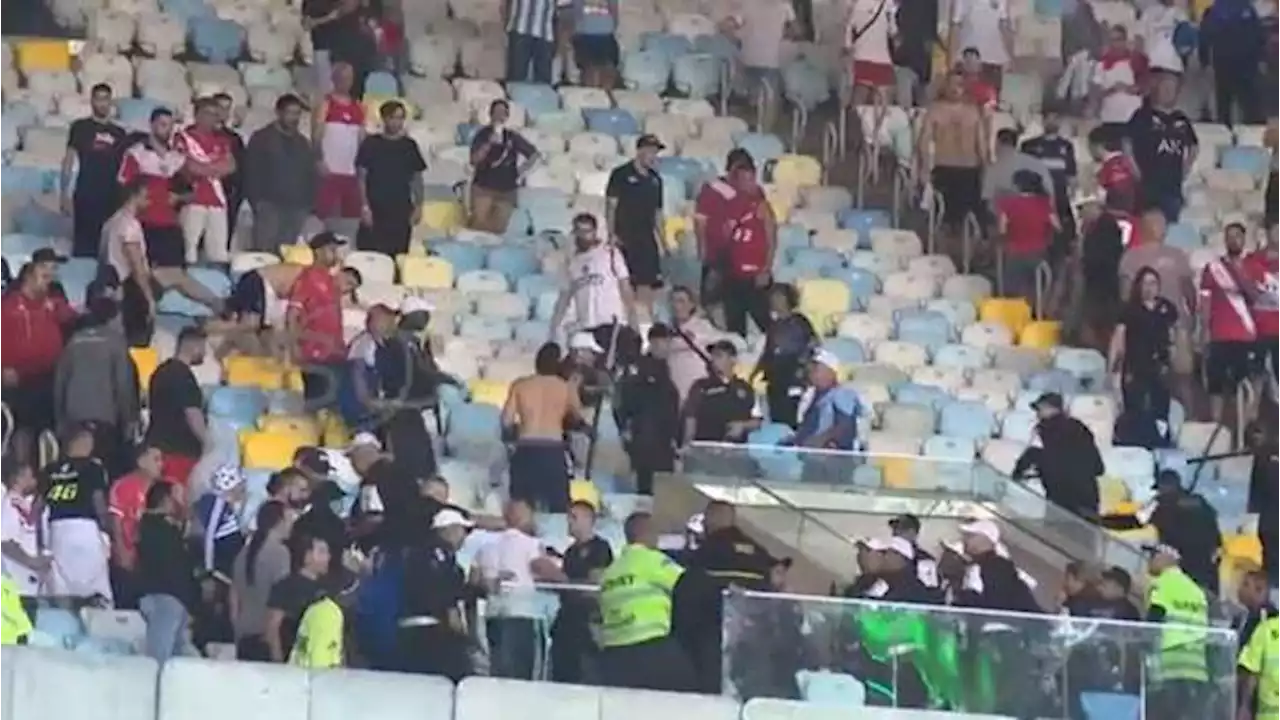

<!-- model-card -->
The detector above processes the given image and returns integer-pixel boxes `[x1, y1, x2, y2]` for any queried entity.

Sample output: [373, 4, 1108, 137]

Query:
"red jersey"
[289, 266, 344, 362]
[117, 136, 187, 227]
[966, 77, 998, 109]
[0, 289, 76, 380]
[1200, 256, 1258, 342]
[694, 177, 737, 260]
[1243, 250, 1279, 337]
[1096, 151, 1138, 215]
[724, 185, 771, 278]
[1110, 210, 1140, 248]
[997, 194, 1054, 256]
[174, 126, 231, 208]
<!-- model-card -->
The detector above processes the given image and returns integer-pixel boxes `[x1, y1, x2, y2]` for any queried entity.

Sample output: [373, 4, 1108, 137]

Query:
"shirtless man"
[918, 71, 988, 241]
[501, 342, 586, 513]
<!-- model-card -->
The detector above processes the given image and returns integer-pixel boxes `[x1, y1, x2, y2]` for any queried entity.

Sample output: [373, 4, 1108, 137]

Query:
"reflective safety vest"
[597, 544, 684, 648]
[1239, 615, 1280, 720]
[1, 577, 32, 646]
[1149, 567, 1209, 682]
[289, 597, 344, 669]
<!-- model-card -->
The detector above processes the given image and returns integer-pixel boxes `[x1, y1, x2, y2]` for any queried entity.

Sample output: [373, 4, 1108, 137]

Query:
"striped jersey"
[319, 94, 365, 177]
[506, 0, 557, 41]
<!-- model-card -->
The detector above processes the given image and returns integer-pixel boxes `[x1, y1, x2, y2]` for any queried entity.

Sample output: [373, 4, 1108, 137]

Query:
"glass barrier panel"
[722, 590, 1237, 720]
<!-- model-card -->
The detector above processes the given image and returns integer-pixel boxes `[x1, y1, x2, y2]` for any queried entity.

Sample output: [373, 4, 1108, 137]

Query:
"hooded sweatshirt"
[53, 321, 139, 430]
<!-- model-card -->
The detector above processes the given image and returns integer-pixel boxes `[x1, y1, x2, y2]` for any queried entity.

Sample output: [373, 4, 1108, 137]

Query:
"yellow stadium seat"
[979, 297, 1033, 337]
[319, 410, 351, 448]
[224, 356, 287, 390]
[798, 278, 851, 335]
[240, 430, 309, 470]
[1225, 534, 1263, 566]
[662, 215, 690, 252]
[734, 362, 767, 394]
[765, 185, 797, 223]
[280, 244, 314, 265]
[283, 366, 305, 392]
[15, 40, 72, 73]
[772, 155, 823, 189]
[468, 379, 510, 408]
[418, 200, 464, 233]
[569, 479, 601, 509]
[399, 255, 454, 289]
[876, 456, 914, 489]
[931, 43, 950, 79]
[1110, 501, 1141, 516]
[1019, 320, 1061, 350]
[1098, 476, 1130, 513]
[130, 347, 160, 396]
[259, 415, 321, 445]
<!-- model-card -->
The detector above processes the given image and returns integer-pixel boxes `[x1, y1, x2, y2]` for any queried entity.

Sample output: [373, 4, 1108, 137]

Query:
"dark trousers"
[235, 634, 271, 661]
[109, 563, 138, 610]
[1262, 516, 1278, 589]
[510, 440, 570, 512]
[357, 206, 413, 257]
[122, 275, 158, 348]
[766, 379, 802, 428]
[1122, 366, 1171, 421]
[302, 362, 346, 412]
[73, 192, 115, 258]
[507, 32, 554, 83]
[1214, 60, 1261, 126]
[932, 165, 983, 229]
[976, 630, 1039, 717]
[599, 636, 696, 692]
[487, 617, 539, 680]
[722, 274, 771, 337]
[396, 623, 473, 681]
[550, 616, 598, 684]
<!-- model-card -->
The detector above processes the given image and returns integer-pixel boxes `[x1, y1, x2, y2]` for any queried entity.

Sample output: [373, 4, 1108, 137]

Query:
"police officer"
[1144, 543, 1211, 718]
[395, 508, 474, 681]
[37, 424, 113, 603]
[550, 500, 613, 684]
[1141, 470, 1222, 594]
[681, 341, 760, 479]
[597, 511, 694, 691]
[888, 513, 940, 594]
[616, 323, 681, 495]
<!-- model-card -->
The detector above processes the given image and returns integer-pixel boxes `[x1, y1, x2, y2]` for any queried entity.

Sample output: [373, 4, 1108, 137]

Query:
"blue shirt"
[794, 385, 860, 451]
[573, 0, 617, 35]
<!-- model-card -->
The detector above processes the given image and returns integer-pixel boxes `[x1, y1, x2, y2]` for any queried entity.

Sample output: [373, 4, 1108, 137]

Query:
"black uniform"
[616, 353, 680, 495]
[395, 537, 472, 681]
[606, 160, 665, 288]
[550, 535, 613, 684]
[40, 456, 108, 522]
[684, 374, 757, 443]
[1148, 489, 1223, 594]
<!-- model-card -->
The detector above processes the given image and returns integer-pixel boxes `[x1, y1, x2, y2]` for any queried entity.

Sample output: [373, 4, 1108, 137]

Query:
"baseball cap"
[348, 432, 382, 453]
[866, 536, 916, 560]
[1142, 542, 1181, 560]
[706, 339, 738, 356]
[569, 331, 605, 354]
[959, 518, 1001, 544]
[810, 348, 841, 374]
[31, 248, 67, 264]
[401, 295, 434, 315]
[308, 231, 347, 250]
[432, 508, 476, 529]
[726, 148, 756, 172]
[889, 514, 921, 533]
[294, 446, 332, 477]
[1030, 392, 1064, 411]
[636, 134, 666, 151]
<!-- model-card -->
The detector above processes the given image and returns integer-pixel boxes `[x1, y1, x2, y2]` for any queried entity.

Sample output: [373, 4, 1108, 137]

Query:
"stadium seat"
[893, 382, 951, 410]
[419, 200, 465, 233]
[939, 400, 997, 441]
[259, 415, 321, 444]
[208, 386, 268, 428]
[979, 297, 1033, 336]
[224, 356, 289, 390]
[130, 347, 161, 398]
[1019, 320, 1061, 349]
[400, 256, 455, 289]
[467, 379, 510, 408]
[240, 430, 309, 470]
[279, 244, 314, 265]
[15, 40, 72, 73]
[879, 402, 936, 436]
[797, 278, 852, 334]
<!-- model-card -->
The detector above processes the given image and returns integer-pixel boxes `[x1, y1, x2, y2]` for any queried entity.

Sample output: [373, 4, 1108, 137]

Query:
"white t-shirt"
[951, 0, 1011, 67]
[846, 0, 897, 64]
[1093, 60, 1143, 124]
[566, 242, 629, 330]
[736, 0, 796, 69]
[1, 491, 45, 596]
[474, 528, 546, 619]
[101, 208, 146, 281]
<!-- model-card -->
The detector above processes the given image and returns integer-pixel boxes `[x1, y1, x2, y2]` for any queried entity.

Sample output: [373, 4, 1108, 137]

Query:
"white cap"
[685, 512, 705, 535]
[959, 519, 1001, 545]
[570, 331, 604, 354]
[349, 432, 382, 452]
[401, 295, 434, 314]
[865, 536, 915, 560]
[432, 509, 475, 529]
[811, 348, 841, 373]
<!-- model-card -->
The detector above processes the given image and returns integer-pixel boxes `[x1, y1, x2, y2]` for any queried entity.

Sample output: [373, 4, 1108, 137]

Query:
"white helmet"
[211, 464, 246, 494]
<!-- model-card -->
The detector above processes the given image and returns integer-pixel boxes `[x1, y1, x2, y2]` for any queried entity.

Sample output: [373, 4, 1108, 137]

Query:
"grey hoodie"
[54, 322, 139, 430]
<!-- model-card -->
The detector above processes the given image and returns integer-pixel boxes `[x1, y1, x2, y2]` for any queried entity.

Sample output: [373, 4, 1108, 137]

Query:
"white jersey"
[566, 242, 629, 330]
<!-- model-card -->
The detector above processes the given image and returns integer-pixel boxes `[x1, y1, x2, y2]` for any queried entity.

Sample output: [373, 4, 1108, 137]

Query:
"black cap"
[1151, 468, 1183, 491]
[308, 231, 347, 250]
[31, 248, 67, 265]
[293, 446, 332, 476]
[1030, 392, 1064, 411]
[726, 148, 756, 172]
[889, 514, 921, 533]
[707, 339, 738, 356]
[636, 134, 665, 151]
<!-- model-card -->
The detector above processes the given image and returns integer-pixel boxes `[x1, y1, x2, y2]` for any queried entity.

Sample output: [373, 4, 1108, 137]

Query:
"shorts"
[47, 517, 113, 603]
[143, 224, 186, 269]
[509, 439, 571, 513]
[931, 165, 984, 228]
[1206, 340, 1257, 395]
[315, 174, 362, 220]
[852, 60, 895, 88]
[572, 33, 619, 68]
[619, 235, 663, 288]
[161, 453, 199, 488]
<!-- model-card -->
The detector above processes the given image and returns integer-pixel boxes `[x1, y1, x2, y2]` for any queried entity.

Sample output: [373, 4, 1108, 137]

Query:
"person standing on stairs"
[606, 135, 667, 323]
[61, 83, 127, 259]
[501, 343, 586, 513]
[714, 150, 776, 338]
[355, 100, 427, 257]
[312, 62, 367, 242]
[918, 71, 987, 242]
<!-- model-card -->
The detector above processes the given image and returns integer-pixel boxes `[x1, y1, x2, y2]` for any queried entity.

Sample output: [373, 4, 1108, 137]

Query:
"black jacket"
[1013, 414, 1103, 517]
[136, 514, 196, 608]
[616, 353, 681, 464]
[691, 526, 776, 591]
[953, 552, 1041, 614]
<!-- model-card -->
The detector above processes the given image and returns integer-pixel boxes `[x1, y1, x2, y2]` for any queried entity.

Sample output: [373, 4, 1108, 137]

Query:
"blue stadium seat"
[640, 32, 693, 59]
[839, 267, 880, 308]
[4, 101, 41, 131]
[659, 172, 688, 213]
[458, 316, 514, 342]
[515, 273, 559, 298]
[896, 310, 952, 353]
[364, 71, 400, 97]
[208, 386, 268, 427]
[58, 258, 98, 307]
[824, 337, 866, 364]
[583, 108, 641, 137]
[790, 247, 844, 276]
[190, 17, 246, 63]
[837, 209, 891, 247]
[33, 608, 84, 649]
[430, 241, 486, 274]
[932, 343, 987, 370]
[938, 400, 997, 441]
[527, 203, 575, 235]
[736, 133, 786, 168]
[157, 267, 231, 317]
[507, 83, 561, 116]
[503, 206, 533, 237]
[780, 60, 832, 110]
[15, 202, 70, 237]
[777, 224, 811, 258]
[655, 156, 709, 190]
[486, 245, 539, 282]
[456, 122, 482, 146]
[673, 54, 721, 98]
[447, 403, 503, 436]
[514, 319, 549, 344]
[518, 187, 571, 210]
[1219, 146, 1270, 178]
[1025, 368, 1081, 395]
[621, 49, 672, 94]
[1164, 222, 1202, 251]
[894, 382, 952, 410]
[3, 165, 56, 194]
[2, 234, 58, 268]
[694, 33, 738, 60]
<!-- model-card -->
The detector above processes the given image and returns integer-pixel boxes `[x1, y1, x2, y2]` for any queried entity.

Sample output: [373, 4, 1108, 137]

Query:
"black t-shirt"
[1119, 298, 1178, 371]
[67, 118, 127, 197]
[356, 134, 427, 212]
[146, 358, 204, 457]
[301, 0, 362, 53]
[685, 376, 757, 442]
[605, 161, 664, 241]
[267, 572, 327, 654]
[558, 535, 613, 618]
[39, 456, 108, 522]
[1126, 104, 1198, 195]
[1019, 135, 1076, 200]
[470, 126, 537, 192]
[400, 538, 465, 618]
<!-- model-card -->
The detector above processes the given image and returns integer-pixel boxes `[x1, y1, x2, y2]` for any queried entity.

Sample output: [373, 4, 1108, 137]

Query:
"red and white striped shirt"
[117, 136, 186, 227]
[174, 125, 232, 208]
[319, 95, 365, 177]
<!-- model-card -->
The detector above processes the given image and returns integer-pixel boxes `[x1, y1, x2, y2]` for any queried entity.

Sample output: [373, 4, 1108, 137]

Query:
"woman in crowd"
[1108, 266, 1178, 422]
[231, 501, 294, 661]
[750, 283, 817, 427]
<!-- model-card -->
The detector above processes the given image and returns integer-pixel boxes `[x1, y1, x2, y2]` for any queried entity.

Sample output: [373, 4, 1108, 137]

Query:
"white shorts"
[46, 518, 113, 604]
[181, 204, 230, 264]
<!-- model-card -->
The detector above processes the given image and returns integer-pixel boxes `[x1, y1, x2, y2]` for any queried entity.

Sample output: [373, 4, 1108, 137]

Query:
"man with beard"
[1125, 72, 1198, 222]
[61, 83, 127, 258]
[1200, 223, 1260, 422]
[549, 212, 640, 363]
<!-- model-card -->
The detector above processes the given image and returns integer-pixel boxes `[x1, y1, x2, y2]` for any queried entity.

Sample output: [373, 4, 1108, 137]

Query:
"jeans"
[487, 617, 539, 680]
[139, 594, 189, 663]
[507, 32, 554, 83]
